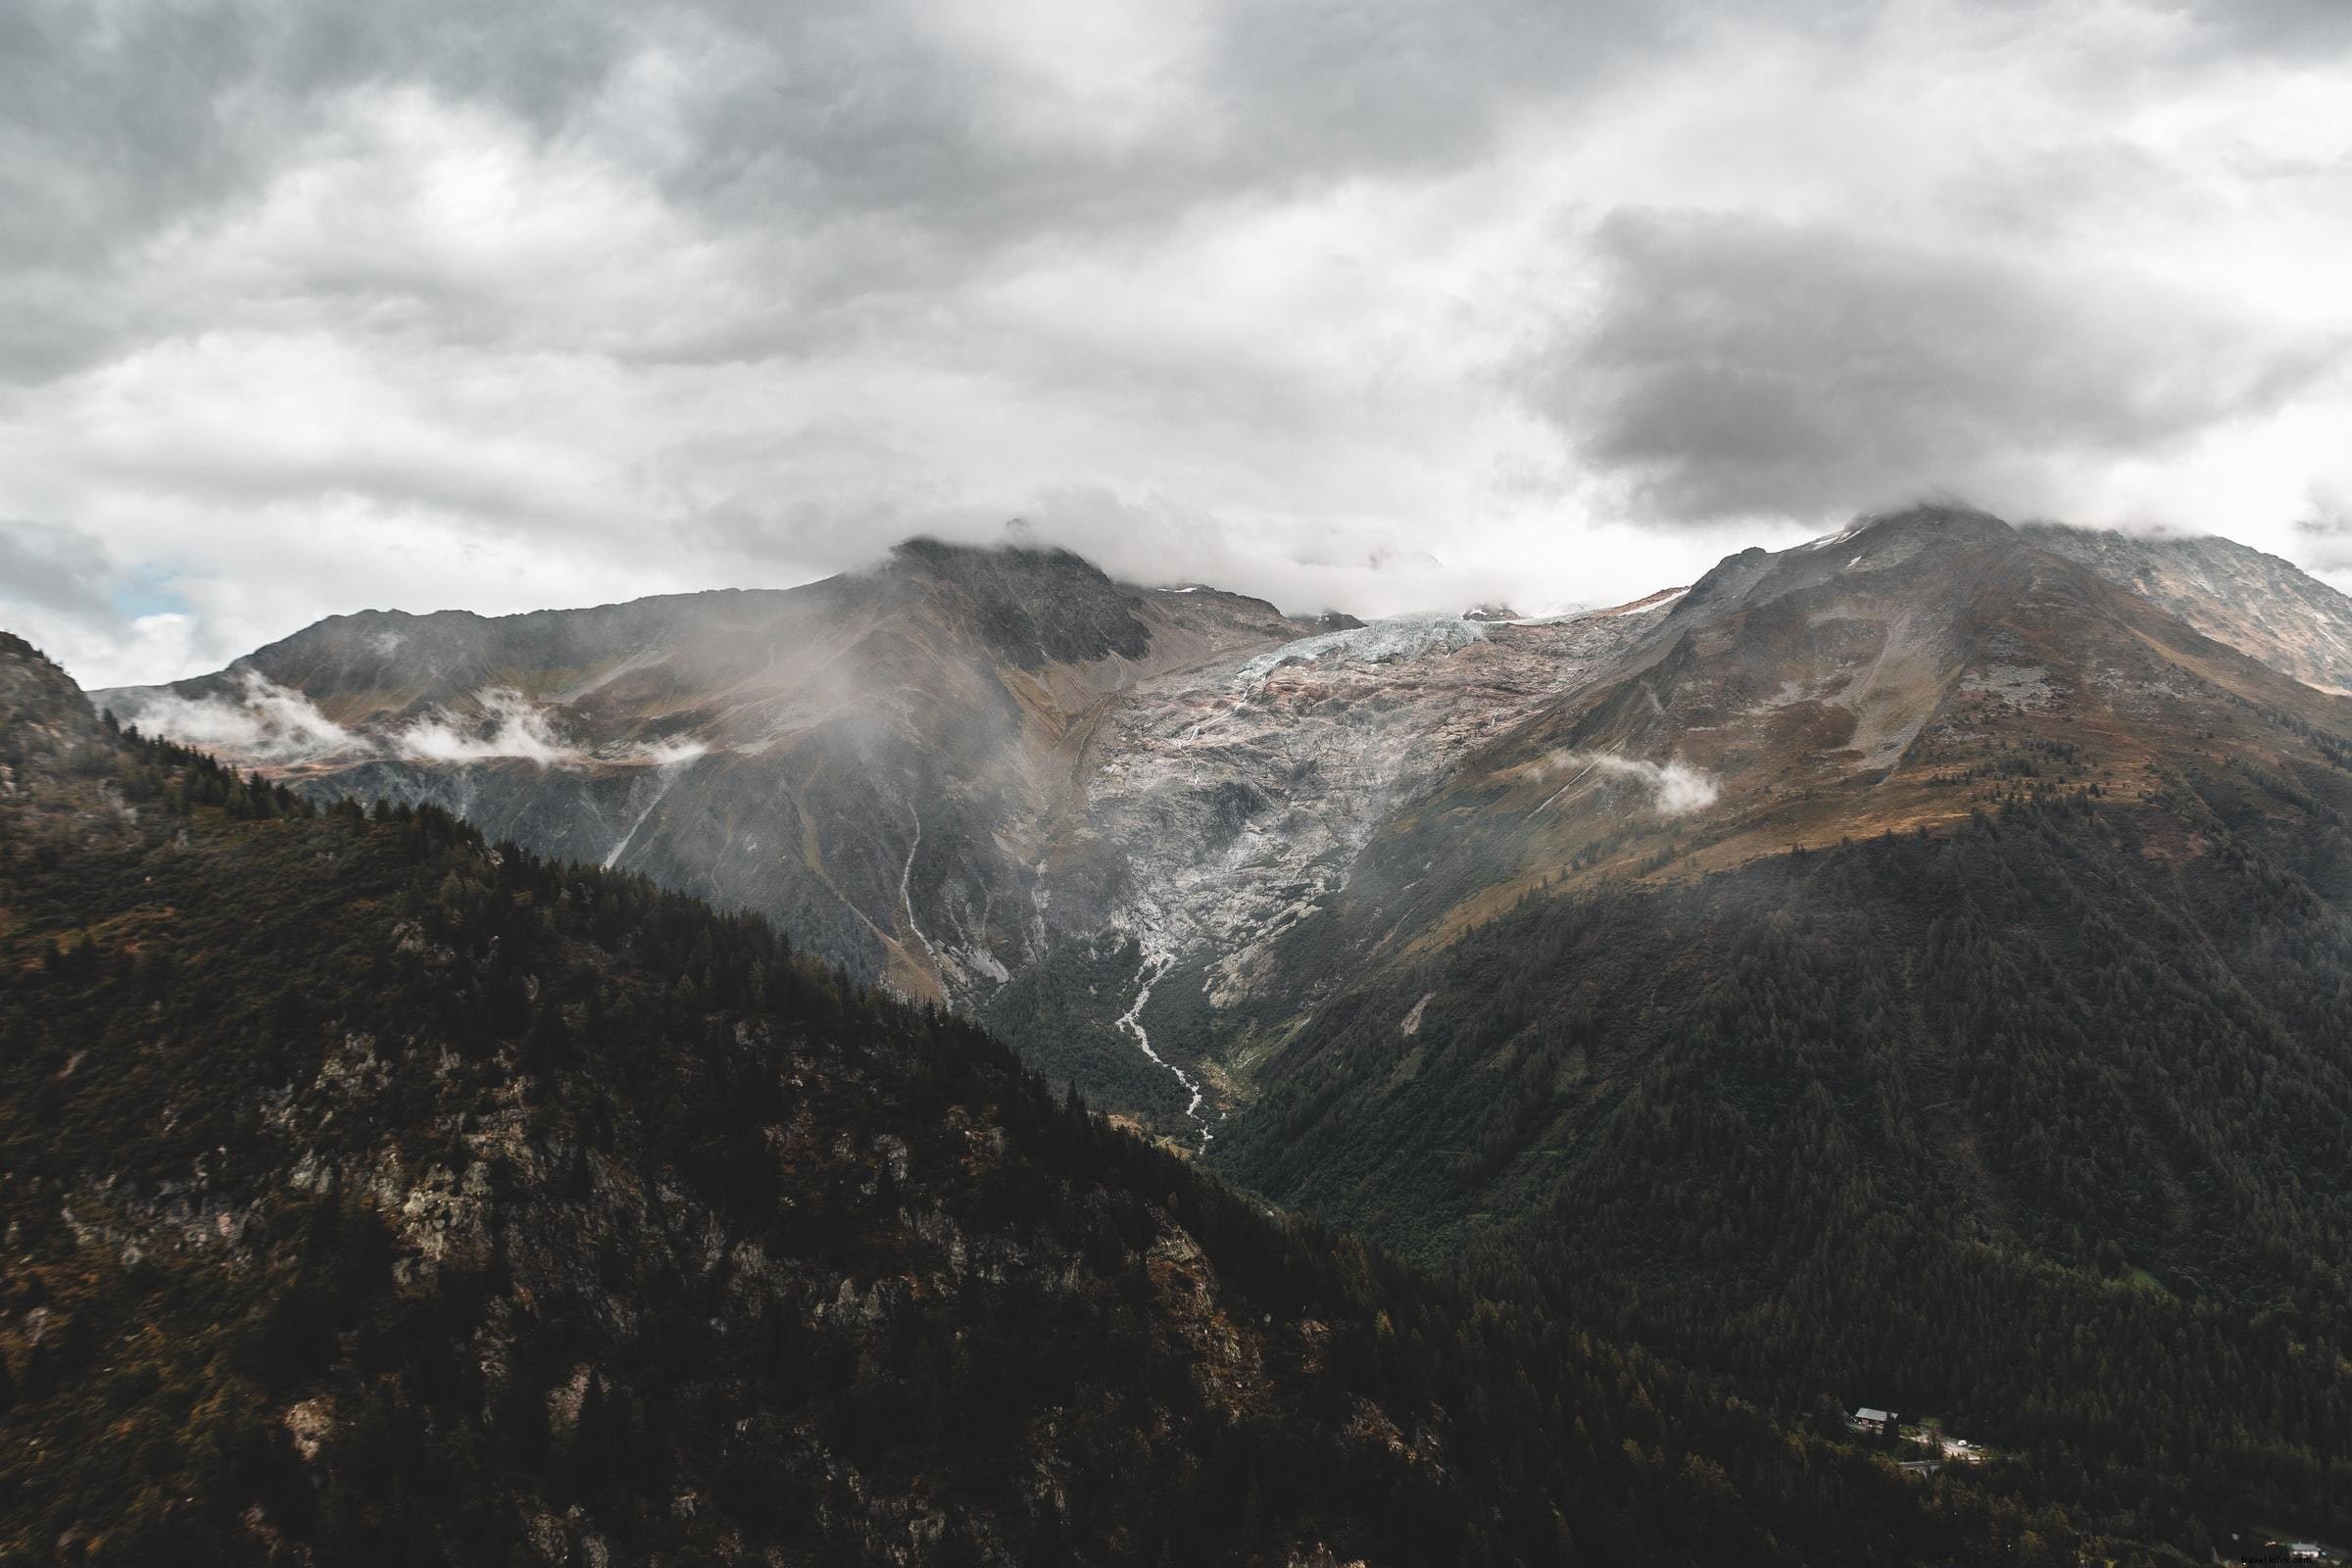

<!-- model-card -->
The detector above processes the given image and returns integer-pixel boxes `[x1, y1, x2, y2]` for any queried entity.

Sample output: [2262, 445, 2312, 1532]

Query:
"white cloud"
[3, 0, 2349, 688]
[111, 669, 359, 762]
[623, 737, 709, 766]
[393, 687, 584, 766]
[98, 669, 720, 773]
[1547, 750, 1722, 818]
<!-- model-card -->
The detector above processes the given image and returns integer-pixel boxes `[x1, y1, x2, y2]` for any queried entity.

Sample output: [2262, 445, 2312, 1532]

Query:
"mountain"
[0, 630, 104, 772]
[1, 632, 2079, 1565]
[78, 511, 2352, 1546]
[116, 518, 2352, 1154]
[2022, 521, 2352, 695]
[1245, 504, 2352, 952]
[97, 542, 1688, 1147]
[97, 541, 1319, 1020]
[1214, 506, 2352, 1544]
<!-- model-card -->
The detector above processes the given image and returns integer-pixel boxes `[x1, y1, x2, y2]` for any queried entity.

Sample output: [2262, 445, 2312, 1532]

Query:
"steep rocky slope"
[98, 542, 1327, 1017]
[1268, 506, 2352, 968]
[2023, 521, 2352, 695]
[0, 630, 102, 779]
[1, 635, 2072, 1566]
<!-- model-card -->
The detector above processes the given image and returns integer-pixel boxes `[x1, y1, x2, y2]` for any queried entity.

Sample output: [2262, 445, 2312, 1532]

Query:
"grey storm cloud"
[0, 0, 2069, 366]
[0, 520, 113, 625]
[2182, 0, 2352, 53]
[4, 0, 2352, 687]
[1528, 209, 2348, 524]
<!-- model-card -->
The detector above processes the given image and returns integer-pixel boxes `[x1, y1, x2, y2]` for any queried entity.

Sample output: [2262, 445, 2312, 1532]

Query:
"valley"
[63, 506, 2352, 1557]
[1, 629, 2085, 1565]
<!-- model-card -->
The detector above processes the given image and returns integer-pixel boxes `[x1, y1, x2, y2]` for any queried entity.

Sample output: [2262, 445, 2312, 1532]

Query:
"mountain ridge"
[2021, 519, 2352, 695]
[86, 514, 2352, 1152]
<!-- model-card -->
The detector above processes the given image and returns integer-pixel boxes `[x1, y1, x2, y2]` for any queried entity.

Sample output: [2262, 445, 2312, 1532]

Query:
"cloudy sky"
[5, 0, 2350, 688]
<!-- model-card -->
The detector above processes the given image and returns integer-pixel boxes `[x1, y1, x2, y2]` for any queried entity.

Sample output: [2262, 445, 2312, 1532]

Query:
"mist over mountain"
[47, 505, 2352, 1557]
[100, 510, 2352, 1136]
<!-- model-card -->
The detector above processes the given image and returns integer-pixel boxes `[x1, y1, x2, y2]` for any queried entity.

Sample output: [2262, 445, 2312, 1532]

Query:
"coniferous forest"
[1222, 777, 2352, 1555]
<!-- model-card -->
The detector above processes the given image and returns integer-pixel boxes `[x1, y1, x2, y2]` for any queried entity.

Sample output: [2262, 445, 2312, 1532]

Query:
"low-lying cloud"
[393, 687, 583, 766]
[112, 669, 357, 763]
[1544, 749, 1721, 818]
[2292, 490, 2352, 574]
[107, 676, 717, 773]
[626, 737, 710, 767]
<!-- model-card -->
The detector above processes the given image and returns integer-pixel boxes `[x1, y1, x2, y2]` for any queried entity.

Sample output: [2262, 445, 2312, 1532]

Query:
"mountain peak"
[884, 534, 1110, 586]
[873, 535, 1151, 670]
[1853, 502, 2014, 541]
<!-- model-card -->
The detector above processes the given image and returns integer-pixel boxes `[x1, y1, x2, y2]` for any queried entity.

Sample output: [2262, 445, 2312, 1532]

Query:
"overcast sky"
[5, 0, 2350, 688]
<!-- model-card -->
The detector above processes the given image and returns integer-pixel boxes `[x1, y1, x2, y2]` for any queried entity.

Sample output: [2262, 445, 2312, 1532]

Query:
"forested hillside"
[1221, 782, 2352, 1551]
[0, 631, 2128, 1563]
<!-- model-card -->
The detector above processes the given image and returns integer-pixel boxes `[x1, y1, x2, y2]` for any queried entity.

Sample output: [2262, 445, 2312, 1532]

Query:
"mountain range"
[45, 505, 2352, 1556]
[96, 512, 2352, 1139]
[3, 629, 2078, 1565]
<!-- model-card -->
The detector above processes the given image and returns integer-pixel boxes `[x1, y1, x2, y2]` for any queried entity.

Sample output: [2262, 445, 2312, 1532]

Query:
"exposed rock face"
[2023, 521, 2352, 694]
[0, 631, 102, 780]
[1039, 604, 1670, 1139]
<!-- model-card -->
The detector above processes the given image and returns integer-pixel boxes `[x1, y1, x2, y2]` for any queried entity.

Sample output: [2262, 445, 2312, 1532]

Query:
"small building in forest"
[1851, 1406, 1892, 1435]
